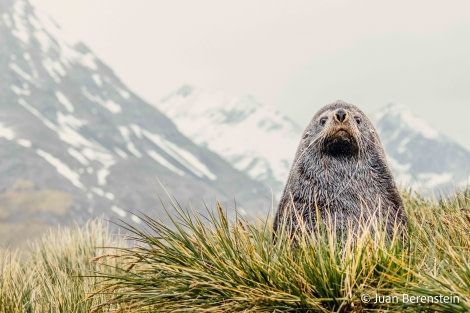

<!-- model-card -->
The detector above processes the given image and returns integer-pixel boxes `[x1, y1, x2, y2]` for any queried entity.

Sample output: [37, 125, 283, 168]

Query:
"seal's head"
[300, 100, 378, 160]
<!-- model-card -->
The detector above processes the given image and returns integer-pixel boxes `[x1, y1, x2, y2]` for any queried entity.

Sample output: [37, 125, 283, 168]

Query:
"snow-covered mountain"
[0, 0, 271, 246]
[158, 85, 303, 196]
[375, 103, 470, 193]
[158, 87, 470, 196]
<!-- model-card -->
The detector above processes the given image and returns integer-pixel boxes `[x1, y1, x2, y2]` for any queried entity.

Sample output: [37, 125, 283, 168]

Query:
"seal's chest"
[319, 159, 371, 187]
[311, 162, 383, 208]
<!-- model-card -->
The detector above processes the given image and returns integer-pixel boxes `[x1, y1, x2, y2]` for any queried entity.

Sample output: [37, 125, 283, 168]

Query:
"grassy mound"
[93, 190, 470, 312]
[1, 189, 469, 312]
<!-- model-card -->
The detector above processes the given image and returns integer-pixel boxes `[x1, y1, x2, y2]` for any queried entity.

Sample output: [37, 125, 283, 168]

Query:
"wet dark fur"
[273, 100, 407, 239]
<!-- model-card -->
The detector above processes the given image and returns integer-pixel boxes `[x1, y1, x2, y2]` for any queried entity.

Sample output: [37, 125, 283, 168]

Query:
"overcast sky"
[31, 0, 470, 150]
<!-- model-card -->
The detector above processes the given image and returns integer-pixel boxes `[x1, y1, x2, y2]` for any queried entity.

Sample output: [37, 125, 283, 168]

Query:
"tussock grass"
[0, 219, 126, 313]
[91, 189, 470, 312]
[2, 189, 470, 312]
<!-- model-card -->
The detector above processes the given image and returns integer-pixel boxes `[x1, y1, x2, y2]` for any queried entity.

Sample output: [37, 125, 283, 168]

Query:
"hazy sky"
[31, 0, 470, 149]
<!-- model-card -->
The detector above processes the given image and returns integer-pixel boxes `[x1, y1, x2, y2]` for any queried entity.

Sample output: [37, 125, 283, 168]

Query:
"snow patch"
[42, 58, 66, 83]
[36, 149, 84, 189]
[419, 172, 453, 189]
[81, 149, 115, 166]
[17, 138, 32, 147]
[19, 98, 57, 129]
[111, 205, 126, 217]
[234, 155, 255, 170]
[245, 159, 270, 179]
[11, 84, 30, 96]
[103, 100, 122, 114]
[397, 137, 410, 154]
[118, 126, 130, 141]
[34, 30, 54, 53]
[68, 148, 89, 165]
[401, 111, 439, 139]
[82, 87, 122, 114]
[131, 215, 141, 224]
[23, 97, 90, 147]
[55, 91, 74, 112]
[117, 88, 130, 99]
[80, 53, 98, 71]
[387, 156, 411, 172]
[92, 74, 103, 87]
[80, 148, 116, 185]
[118, 126, 142, 157]
[97, 168, 110, 186]
[378, 104, 439, 140]
[114, 148, 128, 159]
[42, 59, 60, 83]
[53, 60, 66, 76]
[91, 187, 105, 196]
[130, 124, 143, 138]
[56, 113, 94, 147]
[143, 129, 216, 180]
[91, 188, 116, 201]
[57, 111, 87, 129]
[11, 1, 30, 44]
[147, 150, 185, 176]
[9, 63, 32, 81]
[127, 142, 142, 158]
[0, 123, 15, 140]
[28, 8, 80, 66]
[57, 126, 92, 147]
[2, 13, 12, 27]
[21, 98, 116, 187]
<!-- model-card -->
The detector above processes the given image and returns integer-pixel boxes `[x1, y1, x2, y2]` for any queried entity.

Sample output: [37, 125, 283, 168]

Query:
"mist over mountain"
[278, 19, 470, 151]
[0, 0, 271, 246]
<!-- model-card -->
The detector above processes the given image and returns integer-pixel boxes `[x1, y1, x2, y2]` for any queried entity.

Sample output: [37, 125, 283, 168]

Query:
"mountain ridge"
[0, 0, 272, 247]
[374, 103, 470, 192]
[157, 84, 302, 197]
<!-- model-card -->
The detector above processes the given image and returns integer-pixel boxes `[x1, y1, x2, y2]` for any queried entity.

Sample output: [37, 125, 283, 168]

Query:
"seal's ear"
[302, 131, 310, 139]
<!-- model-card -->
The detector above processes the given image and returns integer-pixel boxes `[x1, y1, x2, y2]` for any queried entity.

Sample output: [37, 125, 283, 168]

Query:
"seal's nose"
[335, 109, 347, 123]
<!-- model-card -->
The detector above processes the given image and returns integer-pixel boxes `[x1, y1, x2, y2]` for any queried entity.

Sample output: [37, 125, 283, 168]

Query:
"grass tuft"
[0, 219, 126, 313]
[92, 189, 470, 312]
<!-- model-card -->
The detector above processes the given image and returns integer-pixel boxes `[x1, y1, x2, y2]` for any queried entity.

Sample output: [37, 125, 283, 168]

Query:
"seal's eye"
[354, 116, 361, 124]
[320, 117, 328, 126]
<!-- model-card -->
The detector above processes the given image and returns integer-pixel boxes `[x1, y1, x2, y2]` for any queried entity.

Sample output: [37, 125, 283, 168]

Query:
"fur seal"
[273, 100, 407, 240]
